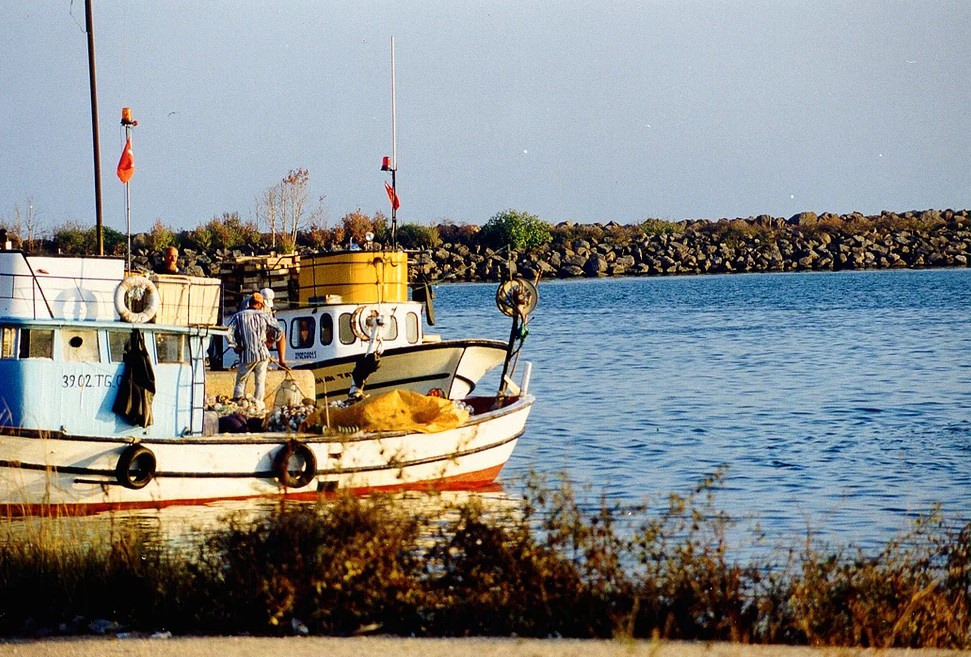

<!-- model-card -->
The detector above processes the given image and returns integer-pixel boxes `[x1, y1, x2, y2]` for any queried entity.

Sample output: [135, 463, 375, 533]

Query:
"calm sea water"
[12, 269, 968, 557]
[435, 268, 971, 552]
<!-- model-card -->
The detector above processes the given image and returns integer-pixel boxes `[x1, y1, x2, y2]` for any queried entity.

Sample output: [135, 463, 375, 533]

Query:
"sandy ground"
[0, 637, 968, 657]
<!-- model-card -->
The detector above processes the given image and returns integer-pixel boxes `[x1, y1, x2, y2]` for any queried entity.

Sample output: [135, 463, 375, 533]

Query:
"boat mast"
[84, 0, 105, 256]
[390, 36, 398, 248]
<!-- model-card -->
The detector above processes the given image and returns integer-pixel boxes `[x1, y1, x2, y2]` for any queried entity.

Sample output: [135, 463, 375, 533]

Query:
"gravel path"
[0, 637, 968, 657]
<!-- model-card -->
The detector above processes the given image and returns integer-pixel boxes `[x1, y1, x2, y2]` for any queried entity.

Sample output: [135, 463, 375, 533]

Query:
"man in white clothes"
[226, 292, 287, 406]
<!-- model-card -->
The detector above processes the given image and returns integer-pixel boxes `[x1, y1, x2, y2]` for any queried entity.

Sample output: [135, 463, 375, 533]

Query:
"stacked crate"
[217, 254, 300, 317]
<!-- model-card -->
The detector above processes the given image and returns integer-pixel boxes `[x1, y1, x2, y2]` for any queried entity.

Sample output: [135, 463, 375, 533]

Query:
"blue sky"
[2, 1, 969, 235]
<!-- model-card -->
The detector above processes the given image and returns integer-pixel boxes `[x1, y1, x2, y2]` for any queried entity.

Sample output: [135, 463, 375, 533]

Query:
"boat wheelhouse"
[220, 249, 516, 401]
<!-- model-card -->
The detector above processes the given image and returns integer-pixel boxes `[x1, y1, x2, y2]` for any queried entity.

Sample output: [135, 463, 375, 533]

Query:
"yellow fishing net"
[301, 389, 470, 434]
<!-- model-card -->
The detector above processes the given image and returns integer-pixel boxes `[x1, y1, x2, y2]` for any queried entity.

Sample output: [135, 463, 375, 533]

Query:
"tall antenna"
[391, 36, 397, 176]
[381, 37, 400, 248]
[390, 36, 397, 247]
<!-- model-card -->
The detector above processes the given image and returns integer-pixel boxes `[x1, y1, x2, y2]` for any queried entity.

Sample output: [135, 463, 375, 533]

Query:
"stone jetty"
[130, 208, 970, 285]
[428, 209, 971, 282]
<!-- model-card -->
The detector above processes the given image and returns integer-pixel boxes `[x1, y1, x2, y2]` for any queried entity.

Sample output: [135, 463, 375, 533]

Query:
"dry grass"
[0, 474, 967, 648]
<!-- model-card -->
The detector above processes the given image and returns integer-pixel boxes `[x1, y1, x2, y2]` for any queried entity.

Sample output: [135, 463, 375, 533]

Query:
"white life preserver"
[114, 275, 160, 323]
[349, 305, 383, 341]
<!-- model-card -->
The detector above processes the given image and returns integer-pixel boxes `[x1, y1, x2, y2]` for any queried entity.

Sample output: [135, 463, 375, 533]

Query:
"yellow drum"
[296, 251, 408, 304]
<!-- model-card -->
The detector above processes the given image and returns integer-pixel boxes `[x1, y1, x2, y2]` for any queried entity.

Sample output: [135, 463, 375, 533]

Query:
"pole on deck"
[84, 0, 104, 256]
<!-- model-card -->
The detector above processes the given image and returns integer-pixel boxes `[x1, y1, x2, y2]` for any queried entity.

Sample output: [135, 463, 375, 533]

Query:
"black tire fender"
[116, 444, 157, 489]
[274, 440, 317, 489]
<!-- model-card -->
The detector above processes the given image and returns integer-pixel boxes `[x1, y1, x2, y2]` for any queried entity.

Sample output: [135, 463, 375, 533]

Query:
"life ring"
[274, 440, 317, 489]
[114, 276, 160, 323]
[350, 305, 387, 342]
[115, 444, 157, 489]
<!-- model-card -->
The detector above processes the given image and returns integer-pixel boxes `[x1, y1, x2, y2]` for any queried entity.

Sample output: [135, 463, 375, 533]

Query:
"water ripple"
[437, 270, 971, 552]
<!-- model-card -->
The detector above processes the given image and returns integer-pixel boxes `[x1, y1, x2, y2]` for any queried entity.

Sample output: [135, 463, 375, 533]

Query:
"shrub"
[203, 497, 423, 634]
[185, 225, 214, 252]
[147, 220, 176, 252]
[209, 212, 261, 250]
[479, 209, 551, 251]
[1, 476, 968, 646]
[187, 213, 260, 252]
[51, 223, 126, 255]
[641, 218, 684, 236]
[339, 210, 389, 249]
[396, 223, 441, 249]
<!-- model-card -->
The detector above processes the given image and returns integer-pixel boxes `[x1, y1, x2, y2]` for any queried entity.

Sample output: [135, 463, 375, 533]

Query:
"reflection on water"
[0, 489, 525, 553]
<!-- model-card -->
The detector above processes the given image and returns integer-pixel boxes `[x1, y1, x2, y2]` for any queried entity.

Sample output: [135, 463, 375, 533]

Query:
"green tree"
[479, 209, 551, 251]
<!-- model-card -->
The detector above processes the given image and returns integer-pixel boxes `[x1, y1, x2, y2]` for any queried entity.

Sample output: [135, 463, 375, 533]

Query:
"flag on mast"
[116, 138, 134, 183]
[385, 181, 400, 210]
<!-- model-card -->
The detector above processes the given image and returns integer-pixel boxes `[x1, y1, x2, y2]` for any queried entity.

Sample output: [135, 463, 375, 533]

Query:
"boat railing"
[0, 252, 123, 322]
[0, 252, 223, 327]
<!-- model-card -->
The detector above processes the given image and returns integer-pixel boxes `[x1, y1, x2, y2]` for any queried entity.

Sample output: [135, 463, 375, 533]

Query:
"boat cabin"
[222, 250, 435, 369]
[0, 250, 222, 440]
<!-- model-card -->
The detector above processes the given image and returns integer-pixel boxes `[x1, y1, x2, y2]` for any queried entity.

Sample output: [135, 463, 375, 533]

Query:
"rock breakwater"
[129, 209, 970, 285]
[423, 209, 971, 282]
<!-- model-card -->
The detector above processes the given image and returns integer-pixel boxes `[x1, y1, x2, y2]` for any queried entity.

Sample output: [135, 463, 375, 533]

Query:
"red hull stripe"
[0, 464, 508, 518]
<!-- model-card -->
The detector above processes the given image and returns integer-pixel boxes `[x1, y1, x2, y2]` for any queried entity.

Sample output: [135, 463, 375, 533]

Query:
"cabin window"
[338, 313, 355, 345]
[107, 331, 130, 363]
[320, 314, 334, 346]
[156, 333, 186, 363]
[62, 329, 100, 363]
[1, 327, 16, 359]
[291, 317, 315, 349]
[406, 312, 419, 343]
[18, 328, 53, 359]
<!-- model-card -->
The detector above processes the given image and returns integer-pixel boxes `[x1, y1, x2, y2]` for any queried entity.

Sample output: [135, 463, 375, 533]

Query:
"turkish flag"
[116, 137, 134, 183]
[385, 181, 400, 210]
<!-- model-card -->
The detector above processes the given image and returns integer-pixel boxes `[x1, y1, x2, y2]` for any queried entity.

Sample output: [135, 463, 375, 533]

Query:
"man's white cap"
[260, 287, 275, 309]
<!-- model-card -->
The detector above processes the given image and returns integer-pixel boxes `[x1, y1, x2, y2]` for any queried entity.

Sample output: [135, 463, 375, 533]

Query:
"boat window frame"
[61, 327, 100, 363]
[320, 313, 334, 346]
[107, 330, 131, 363]
[0, 326, 15, 359]
[155, 331, 186, 364]
[405, 311, 419, 344]
[290, 316, 315, 349]
[18, 327, 54, 360]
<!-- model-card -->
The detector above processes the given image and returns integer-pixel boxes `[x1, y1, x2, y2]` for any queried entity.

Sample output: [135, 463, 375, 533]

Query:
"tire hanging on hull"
[115, 444, 156, 490]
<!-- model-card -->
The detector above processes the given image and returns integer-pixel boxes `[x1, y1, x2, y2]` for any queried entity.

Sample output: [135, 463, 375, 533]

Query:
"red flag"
[116, 137, 134, 183]
[384, 181, 400, 210]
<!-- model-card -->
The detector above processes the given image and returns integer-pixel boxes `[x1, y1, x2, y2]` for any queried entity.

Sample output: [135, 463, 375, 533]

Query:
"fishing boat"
[219, 248, 535, 402]
[0, 248, 536, 515]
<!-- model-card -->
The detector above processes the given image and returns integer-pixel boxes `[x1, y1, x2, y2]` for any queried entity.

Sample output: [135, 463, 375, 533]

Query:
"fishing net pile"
[205, 389, 471, 434]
